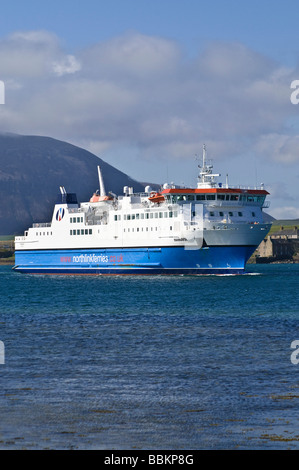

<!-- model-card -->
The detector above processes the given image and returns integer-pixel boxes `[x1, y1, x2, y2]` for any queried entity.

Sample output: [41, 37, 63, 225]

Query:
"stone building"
[255, 226, 298, 262]
[270, 226, 299, 240]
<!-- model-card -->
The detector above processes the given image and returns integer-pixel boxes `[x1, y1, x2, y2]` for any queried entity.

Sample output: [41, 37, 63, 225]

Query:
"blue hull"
[13, 245, 256, 275]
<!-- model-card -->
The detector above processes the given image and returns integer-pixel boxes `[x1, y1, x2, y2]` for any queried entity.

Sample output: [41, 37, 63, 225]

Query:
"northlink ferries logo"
[56, 208, 65, 221]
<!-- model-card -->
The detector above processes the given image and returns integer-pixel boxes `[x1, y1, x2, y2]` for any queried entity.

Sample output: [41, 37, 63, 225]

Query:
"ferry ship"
[13, 146, 271, 275]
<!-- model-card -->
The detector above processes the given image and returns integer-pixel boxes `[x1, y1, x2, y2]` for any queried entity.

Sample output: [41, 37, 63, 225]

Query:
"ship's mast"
[197, 144, 220, 188]
[202, 143, 206, 169]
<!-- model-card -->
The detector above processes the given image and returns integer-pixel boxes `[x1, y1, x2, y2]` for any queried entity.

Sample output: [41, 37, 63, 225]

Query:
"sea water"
[0, 263, 298, 449]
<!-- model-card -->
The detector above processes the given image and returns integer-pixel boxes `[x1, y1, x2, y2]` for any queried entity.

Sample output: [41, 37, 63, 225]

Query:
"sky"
[0, 0, 299, 219]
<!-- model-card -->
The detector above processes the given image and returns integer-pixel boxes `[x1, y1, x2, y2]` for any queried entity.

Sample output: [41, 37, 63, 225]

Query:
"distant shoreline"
[0, 259, 14, 265]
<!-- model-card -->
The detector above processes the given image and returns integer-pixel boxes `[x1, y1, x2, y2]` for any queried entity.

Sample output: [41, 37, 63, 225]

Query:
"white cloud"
[196, 41, 273, 81]
[52, 55, 81, 76]
[267, 181, 295, 201]
[0, 30, 298, 210]
[0, 30, 60, 78]
[255, 134, 299, 164]
[270, 206, 299, 220]
[8, 30, 59, 44]
[81, 32, 181, 80]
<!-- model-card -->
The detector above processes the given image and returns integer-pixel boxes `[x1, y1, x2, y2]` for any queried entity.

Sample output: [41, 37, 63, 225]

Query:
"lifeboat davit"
[148, 192, 165, 203]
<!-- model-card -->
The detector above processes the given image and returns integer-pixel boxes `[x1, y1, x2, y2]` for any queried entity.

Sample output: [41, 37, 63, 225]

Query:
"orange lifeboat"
[90, 192, 112, 202]
[89, 166, 113, 202]
[148, 191, 165, 203]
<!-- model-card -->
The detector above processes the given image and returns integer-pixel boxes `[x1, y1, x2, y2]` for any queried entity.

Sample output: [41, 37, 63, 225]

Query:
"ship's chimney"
[97, 166, 106, 197]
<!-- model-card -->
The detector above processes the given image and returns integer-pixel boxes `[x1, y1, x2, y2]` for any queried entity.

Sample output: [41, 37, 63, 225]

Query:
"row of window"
[35, 229, 93, 236]
[115, 211, 178, 221]
[209, 211, 256, 217]
[35, 232, 53, 236]
[124, 226, 172, 233]
[165, 194, 264, 203]
[70, 229, 93, 235]
[70, 217, 84, 223]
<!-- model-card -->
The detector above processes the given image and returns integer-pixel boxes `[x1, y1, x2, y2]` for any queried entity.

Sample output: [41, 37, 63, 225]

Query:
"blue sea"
[0, 263, 298, 450]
